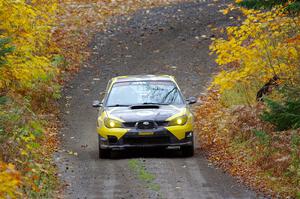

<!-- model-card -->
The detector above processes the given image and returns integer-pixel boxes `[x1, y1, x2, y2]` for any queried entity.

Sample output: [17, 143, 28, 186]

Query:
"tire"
[182, 133, 195, 157]
[98, 135, 111, 159]
[181, 145, 194, 157]
[99, 148, 111, 159]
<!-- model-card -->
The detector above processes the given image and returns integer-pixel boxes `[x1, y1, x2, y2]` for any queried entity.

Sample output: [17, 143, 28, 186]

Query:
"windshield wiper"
[107, 104, 129, 107]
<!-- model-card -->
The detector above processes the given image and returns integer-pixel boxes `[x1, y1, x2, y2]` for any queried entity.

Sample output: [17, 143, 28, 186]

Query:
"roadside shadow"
[109, 148, 192, 159]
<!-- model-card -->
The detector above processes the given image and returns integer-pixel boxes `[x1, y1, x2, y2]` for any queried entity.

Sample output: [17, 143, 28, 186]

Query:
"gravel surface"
[56, 0, 261, 198]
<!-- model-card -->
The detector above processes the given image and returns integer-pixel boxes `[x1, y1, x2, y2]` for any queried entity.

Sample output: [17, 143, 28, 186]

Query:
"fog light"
[168, 115, 188, 126]
[177, 118, 183, 125]
[109, 121, 116, 128]
[104, 118, 122, 128]
[185, 132, 193, 138]
[107, 135, 118, 144]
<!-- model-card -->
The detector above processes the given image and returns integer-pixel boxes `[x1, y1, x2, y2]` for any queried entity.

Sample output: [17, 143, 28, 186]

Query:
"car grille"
[123, 136, 170, 145]
[122, 122, 136, 128]
[123, 121, 168, 129]
[156, 121, 169, 126]
[137, 121, 155, 129]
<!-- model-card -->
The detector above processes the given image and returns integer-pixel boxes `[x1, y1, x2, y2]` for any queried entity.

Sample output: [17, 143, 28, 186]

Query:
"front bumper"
[100, 141, 193, 149]
[98, 128, 193, 150]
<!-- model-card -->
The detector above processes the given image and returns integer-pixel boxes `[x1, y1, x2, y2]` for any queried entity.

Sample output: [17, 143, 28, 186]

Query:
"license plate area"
[138, 132, 154, 136]
[123, 135, 170, 145]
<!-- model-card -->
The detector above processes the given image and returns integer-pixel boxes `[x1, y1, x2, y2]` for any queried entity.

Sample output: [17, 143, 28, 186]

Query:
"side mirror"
[186, 96, 197, 105]
[92, 100, 102, 108]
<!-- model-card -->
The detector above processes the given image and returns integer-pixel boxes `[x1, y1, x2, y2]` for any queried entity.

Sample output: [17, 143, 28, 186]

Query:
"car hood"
[104, 105, 186, 122]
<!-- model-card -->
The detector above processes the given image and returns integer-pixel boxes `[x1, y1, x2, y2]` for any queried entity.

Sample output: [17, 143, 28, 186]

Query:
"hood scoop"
[130, 105, 160, 109]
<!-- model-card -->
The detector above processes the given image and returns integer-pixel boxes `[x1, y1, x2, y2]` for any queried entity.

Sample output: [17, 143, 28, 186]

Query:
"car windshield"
[105, 81, 184, 106]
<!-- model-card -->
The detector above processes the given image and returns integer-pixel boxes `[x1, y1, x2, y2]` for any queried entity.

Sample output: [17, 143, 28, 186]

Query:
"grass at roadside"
[128, 159, 160, 192]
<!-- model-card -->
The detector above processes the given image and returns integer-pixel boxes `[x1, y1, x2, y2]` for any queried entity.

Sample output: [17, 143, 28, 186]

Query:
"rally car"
[92, 75, 197, 158]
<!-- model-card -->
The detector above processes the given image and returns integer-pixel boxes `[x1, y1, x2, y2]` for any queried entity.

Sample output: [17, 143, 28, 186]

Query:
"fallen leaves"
[2, 0, 194, 197]
[67, 150, 78, 156]
[195, 90, 300, 198]
[203, 3, 300, 197]
[53, 0, 190, 76]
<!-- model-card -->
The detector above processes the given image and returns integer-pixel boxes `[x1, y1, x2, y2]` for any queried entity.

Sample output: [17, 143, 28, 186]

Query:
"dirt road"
[56, 1, 260, 198]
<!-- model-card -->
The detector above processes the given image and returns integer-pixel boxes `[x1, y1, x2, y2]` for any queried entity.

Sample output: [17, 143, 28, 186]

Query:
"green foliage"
[0, 96, 8, 105]
[0, 38, 14, 66]
[253, 130, 270, 145]
[128, 159, 160, 191]
[262, 97, 300, 131]
[285, 1, 300, 13]
[238, 0, 288, 9]
[238, 0, 300, 12]
[281, 85, 300, 101]
[0, 98, 58, 197]
[51, 54, 67, 68]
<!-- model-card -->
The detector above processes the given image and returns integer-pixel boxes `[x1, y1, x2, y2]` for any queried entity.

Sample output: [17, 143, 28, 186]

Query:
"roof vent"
[130, 105, 159, 109]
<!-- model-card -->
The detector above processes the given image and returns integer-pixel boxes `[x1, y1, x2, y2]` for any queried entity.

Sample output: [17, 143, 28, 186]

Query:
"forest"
[0, 0, 299, 198]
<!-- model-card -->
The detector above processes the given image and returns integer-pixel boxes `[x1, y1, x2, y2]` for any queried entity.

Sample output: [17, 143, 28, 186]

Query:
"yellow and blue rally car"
[92, 75, 197, 158]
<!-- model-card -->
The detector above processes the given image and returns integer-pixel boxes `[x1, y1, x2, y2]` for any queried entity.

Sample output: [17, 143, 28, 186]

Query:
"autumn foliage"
[0, 0, 189, 197]
[0, 162, 20, 198]
[0, 0, 58, 92]
[1, 0, 299, 197]
[211, 7, 300, 94]
[196, 0, 300, 197]
[0, 0, 60, 197]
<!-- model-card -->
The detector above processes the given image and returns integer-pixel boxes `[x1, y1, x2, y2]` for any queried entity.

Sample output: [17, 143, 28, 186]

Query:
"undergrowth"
[0, 0, 190, 197]
[197, 1, 300, 197]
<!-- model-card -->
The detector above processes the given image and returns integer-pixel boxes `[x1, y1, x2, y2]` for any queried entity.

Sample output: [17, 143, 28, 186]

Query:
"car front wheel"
[181, 133, 195, 157]
[181, 145, 194, 157]
[98, 135, 111, 159]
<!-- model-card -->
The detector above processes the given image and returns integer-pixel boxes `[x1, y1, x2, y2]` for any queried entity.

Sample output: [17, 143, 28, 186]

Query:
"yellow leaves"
[21, 150, 29, 157]
[219, 3, 236, 15]
[0, 0, 58, 91]
[288, 47, 298, 58]
[210, 4, 300, 94]
[220, 8, 230, 15]
[0, 162, 21, 198]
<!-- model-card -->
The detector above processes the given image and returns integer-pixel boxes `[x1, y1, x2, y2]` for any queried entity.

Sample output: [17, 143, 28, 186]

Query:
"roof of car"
[112, 75, 175, 83]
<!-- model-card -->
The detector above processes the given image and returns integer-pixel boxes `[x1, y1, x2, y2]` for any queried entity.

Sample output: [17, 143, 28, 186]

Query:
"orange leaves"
[194, 90, 230, 150]
[195, 89, 300, 197]
[203, 4, 300, 197]
[286, 34, 300, 44]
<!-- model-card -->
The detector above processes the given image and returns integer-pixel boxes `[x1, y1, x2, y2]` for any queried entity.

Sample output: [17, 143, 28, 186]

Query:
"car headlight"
[168, 115, 188, 126]
[104, 118, 122, 128]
